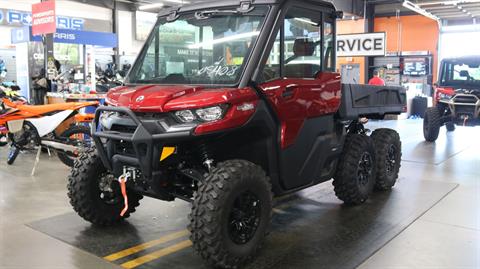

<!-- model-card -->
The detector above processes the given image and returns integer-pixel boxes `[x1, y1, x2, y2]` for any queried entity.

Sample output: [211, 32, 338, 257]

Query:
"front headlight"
[195, 106, 224, 122]
[175, 110, 196, 123]
[174, 105, 226, 123]
[439, 93, 452, 100]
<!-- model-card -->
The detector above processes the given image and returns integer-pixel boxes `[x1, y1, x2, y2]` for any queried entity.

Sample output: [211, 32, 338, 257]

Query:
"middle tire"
[371, 129, 402, 190]
[189, 160, 272, 269]
[333, 134, 376, 205]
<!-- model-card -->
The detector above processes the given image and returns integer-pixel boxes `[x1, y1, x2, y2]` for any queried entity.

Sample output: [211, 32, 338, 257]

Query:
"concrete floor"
[0, 119, 479, 269]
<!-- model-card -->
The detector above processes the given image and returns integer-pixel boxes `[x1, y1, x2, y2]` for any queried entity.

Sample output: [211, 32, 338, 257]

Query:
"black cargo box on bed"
[338, 84, 407, 120]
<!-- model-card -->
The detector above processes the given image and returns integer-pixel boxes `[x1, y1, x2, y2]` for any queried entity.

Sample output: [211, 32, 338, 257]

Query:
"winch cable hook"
[118, 174, 129, 217]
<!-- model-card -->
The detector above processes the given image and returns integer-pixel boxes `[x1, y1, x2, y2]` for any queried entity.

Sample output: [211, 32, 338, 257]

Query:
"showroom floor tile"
[358, 219, 480, 269]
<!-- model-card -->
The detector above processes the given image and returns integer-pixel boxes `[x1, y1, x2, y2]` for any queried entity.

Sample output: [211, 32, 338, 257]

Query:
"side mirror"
[335, 11, 344, 19]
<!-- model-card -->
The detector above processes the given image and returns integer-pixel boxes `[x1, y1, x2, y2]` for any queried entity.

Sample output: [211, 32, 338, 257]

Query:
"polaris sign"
[337, 33, 386, 57]
[12, 27, 118, 48]
[0, 8, 84, 30]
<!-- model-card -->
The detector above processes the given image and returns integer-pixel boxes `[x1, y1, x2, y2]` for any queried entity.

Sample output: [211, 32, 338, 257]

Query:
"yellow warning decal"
[160, 147, 176, 161]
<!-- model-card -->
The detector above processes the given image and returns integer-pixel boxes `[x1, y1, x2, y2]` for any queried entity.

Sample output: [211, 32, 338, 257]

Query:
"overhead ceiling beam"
[424, 5, 461, 10]
[439, 13, 475, 17]
[418, 0, 480, 6]
[402, 0, 441, 21]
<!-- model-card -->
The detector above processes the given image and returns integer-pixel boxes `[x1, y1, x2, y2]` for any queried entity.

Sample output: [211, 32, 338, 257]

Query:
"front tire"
[189, 160, 272, 269]
[333, 134, 376, 205]
[67, 148, 142, 226]
[423, 107, 442, 142]
[0, 134, 7, 147]
[7, 146, 20, 165]
[371, 129, 402, 190]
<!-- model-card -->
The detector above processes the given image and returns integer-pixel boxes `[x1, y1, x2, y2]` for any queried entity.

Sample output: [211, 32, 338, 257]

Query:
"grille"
[111, 124, 137, 133]
[455, 105, 475, 116]
[453, 95, 478, 104]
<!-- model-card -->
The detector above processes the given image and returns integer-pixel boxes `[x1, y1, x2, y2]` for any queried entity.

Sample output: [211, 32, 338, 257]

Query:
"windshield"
[441, 59, 480, 88]
[128, 7, 269, 85]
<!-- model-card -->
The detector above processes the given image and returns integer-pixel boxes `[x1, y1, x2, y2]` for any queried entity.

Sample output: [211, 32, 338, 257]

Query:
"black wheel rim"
[357, 152, 373, 186]
[386, 144, 397, 176]
[98, 173, 121, 205]
[228, 191, 261, 245]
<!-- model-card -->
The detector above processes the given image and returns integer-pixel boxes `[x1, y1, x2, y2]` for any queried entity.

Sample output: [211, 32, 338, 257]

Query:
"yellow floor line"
[120, 240, 193, 269]
[103, 229, 189, 262]
[109, 195, 307, 267]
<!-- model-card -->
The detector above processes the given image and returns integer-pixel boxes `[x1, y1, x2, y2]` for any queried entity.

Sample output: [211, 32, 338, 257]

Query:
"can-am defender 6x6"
[424, 56, 480, 142]
[68, 0, 406, 268]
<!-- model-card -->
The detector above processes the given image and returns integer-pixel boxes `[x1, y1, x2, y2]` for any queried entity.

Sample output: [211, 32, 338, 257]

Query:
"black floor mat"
[27, 178, 457, 269]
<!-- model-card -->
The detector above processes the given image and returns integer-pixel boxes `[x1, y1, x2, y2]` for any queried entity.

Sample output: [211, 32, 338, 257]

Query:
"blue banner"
[11, 27, 118, 47]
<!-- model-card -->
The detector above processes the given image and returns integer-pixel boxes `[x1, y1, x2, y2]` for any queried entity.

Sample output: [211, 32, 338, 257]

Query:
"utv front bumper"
[439, 93, 480, 125]
[92, 106, 194, 179]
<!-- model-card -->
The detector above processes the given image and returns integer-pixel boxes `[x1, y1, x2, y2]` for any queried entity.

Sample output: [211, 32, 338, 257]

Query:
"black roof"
[158, 0, 336, 17]
[442, 56, 480, 63]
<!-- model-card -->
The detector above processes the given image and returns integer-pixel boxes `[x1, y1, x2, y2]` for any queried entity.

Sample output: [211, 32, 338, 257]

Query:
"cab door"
[257, 5, 342, 190]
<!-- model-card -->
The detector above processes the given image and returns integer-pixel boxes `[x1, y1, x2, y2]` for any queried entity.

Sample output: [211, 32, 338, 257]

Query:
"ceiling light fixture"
[402, 1, 440, 22]
[138, 3, 164, 11]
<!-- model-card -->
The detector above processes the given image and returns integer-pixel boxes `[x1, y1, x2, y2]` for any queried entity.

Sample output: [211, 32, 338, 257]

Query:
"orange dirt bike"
[0, 86, 98, 166]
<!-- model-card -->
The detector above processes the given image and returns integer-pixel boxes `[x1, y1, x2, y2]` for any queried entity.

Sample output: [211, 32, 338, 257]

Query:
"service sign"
[337, 32, 386, 57]
[32, 0, 56, 36]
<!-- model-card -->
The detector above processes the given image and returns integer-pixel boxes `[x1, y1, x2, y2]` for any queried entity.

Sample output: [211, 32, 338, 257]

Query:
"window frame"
[322, 17, 336, 72]
[257, 2, 336, 83]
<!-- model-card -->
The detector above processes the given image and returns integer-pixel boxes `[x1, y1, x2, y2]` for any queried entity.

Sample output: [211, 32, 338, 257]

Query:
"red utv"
[424, 56, 480, 141]
[68, 0, 406, 268]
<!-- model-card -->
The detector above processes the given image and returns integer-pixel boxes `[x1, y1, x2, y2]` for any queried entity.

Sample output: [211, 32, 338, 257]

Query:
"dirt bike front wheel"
[0, 134, 7, 147]
[57, 125, 93, 167]
[7, 146, 20, 165]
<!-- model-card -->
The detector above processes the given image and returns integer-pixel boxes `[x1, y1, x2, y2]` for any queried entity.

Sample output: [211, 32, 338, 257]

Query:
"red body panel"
[434, 86, 455, 103]
[107, 85, 259, 134]
[107, 85, 258, 112]
[259, 73, 342, 148]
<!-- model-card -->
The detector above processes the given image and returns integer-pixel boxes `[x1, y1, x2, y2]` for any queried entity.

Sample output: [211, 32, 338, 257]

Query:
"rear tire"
[58, 125, 92, 167]
[189, 160, 272, 269]
[333, 134, 376, 205]
[423, 107, 442, 142]
[371, 129, 402, 190]
[446, 122, 455, 132]
[67, 148, 142, 226]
